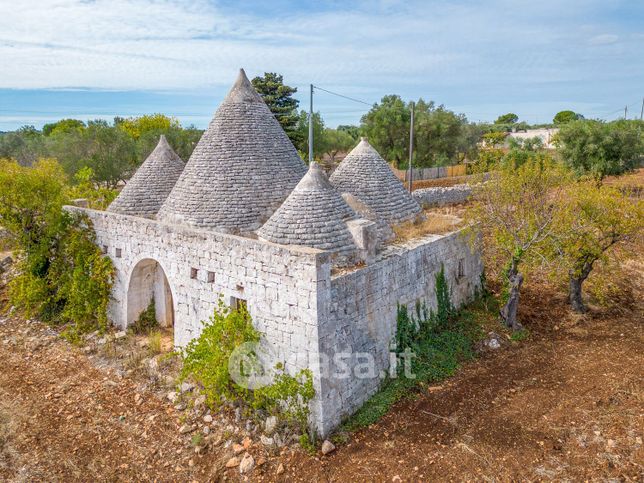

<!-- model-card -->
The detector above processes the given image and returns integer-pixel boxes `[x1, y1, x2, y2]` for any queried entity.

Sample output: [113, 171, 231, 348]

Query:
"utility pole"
[640, 97, 643, 121]
[624, 105, 628, 119]
[308, 84, 314, 164]
[408, 102, 414, 193]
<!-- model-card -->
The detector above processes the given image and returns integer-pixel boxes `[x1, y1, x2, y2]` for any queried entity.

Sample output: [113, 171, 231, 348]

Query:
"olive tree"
[552, 182, 643, 312]
[466, 156, 571, 330]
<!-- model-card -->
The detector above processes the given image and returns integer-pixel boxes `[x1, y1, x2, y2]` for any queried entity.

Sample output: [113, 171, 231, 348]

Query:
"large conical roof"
[108, 135, 185, 218]
[157, 69, 307, 232]
[257, 163, 358, 254]
[330, 137, 421, 227]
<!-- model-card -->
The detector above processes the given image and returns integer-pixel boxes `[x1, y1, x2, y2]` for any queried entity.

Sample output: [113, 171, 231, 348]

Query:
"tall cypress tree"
[251, 73, 301, 146]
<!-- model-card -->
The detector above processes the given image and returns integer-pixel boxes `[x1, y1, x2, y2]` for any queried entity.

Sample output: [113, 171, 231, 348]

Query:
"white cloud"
[589, 34, 619, 45]
[0, 0, 642, 125]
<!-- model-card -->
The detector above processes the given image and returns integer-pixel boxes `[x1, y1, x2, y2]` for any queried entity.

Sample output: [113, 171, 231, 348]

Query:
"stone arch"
[126, 257, 175, 328]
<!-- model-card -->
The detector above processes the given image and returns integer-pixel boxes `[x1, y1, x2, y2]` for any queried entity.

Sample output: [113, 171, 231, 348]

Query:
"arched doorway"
[127, 258, 174, 328]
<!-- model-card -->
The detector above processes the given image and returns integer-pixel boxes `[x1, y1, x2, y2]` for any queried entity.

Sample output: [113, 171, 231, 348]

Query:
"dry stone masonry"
[157, 69, 306, 233]
[68, 69, 483, 437]
[330, 137, 422, 238]
[412, 184, 473, 208]
[107, 135, 185, 218]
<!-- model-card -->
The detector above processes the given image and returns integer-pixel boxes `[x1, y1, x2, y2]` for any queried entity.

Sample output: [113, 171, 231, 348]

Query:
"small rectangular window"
[236, 284, 244, 293]
[207, 271, 215, 283]
[457, 259, 465, 279]
[102, 245, 108, 254]
[190, 268, 198, 279]
[115, 248, 122, 258]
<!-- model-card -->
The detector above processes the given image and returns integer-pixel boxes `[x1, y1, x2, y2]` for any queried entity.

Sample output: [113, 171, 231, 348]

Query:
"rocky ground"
[0, 280, 641, 481]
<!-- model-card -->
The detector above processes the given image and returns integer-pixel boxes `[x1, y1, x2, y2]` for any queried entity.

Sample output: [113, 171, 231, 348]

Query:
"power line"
[312, 85, 373, 106]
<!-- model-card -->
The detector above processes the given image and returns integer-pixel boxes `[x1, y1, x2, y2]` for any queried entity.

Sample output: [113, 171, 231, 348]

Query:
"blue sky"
[1, 0, 643, 131]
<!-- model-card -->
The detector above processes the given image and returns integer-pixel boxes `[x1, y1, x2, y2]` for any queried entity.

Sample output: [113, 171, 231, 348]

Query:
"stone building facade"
[68, 69, 483, 436]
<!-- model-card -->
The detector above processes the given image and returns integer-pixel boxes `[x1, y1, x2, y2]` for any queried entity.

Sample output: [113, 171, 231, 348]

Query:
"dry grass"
[393, 210, 464, 242]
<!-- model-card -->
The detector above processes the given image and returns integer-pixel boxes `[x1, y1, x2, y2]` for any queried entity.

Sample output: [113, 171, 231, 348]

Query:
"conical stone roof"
[157, 69, 307, 232]
[108, 135, 185, 218]
[257, 162, 358, 254]
[330, 137, 421, 227]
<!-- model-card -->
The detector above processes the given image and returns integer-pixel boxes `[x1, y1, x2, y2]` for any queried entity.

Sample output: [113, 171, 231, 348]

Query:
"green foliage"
[294, 110, 325, 158]
[337, 124, 361, 141]
[130, 299, 158, 335]
[322, 128, 355, 162]
[495, 113, 519, 125]
[117, 114, 180, 140]
[344, 267, 476, 431]
[360, 95, 409, 166]
[299, 433, 316, 454]
[555, 119, 644, 181]
[253, 367, 315, 432]
[42, 119, 86, 137]
[181, 301, 316, 432]
[148, 330, 162, 355]
[553, 110, 581, 125]
[482, 131, 507, 147]
[361, 95, 478, 168]
[180, 299, 259, 406]
[67, 167, 118, 210]
[510, 329, 530, 342]
[251, 73, 300, 146]
[0, 117, 201, 188]
[0, 159, 114, 333]
[549, 181, 644, 310]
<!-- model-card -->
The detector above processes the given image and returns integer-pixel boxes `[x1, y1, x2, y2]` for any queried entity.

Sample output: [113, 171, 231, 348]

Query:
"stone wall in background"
[412, 184, 473, 207]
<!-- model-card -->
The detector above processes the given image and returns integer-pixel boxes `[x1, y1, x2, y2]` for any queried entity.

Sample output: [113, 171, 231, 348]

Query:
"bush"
[180, 299, 259, 406]
[180, 300, 316, 433]
[0, 159, 114, 334]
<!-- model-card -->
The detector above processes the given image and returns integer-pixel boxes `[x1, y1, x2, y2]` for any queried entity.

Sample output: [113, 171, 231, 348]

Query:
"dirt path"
[0, 290, 642, 481]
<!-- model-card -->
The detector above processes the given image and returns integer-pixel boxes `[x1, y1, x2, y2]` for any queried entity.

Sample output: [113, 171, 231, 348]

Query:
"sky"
[0, 0, 643, 131]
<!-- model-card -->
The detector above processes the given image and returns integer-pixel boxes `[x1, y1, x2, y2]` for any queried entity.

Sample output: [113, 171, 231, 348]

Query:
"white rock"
[264, 415, 278, 435]
[321, 440, 336, 455]
[260, 435, 274, 447]
[203, 414, 213, 423]
[239, 453, 255, 474]
[194, 394, 206, 408]
[114, 331, 127, 340]
[180, 382, 195, 393]
[167, 392, 178, 403]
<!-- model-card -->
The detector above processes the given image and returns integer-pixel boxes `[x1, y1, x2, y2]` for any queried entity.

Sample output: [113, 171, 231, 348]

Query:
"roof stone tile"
[107, 135, 185, 218]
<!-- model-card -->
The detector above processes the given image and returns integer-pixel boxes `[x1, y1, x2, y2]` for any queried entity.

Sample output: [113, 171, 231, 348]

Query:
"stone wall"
[412, 184, 472, 208]
[67, 206, 332, 428]
[315, 231, 483, 433]
[67, 207, 482, 436]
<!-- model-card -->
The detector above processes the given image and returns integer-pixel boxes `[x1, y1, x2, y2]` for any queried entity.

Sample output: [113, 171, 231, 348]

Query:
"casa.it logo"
[228, 341, 277, 389]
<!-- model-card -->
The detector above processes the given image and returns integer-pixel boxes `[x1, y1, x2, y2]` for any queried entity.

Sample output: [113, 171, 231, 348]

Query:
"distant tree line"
[1, 72, 642, 187]
[0, 115, 202, 188]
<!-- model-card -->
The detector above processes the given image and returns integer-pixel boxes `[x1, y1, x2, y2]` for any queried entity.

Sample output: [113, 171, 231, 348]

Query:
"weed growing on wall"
[180, 299, 316, 432]
[129, 298, 158, 335]
[344, 265, 482, 430]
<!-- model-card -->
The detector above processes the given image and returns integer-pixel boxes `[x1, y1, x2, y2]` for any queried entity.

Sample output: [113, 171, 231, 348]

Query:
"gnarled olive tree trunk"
[500, 264, 524, 331]
[569, 261, 594, 313]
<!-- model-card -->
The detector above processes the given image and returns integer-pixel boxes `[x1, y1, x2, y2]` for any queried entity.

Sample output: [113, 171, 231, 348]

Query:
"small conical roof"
[157, 69, 306, 232]
[330, 137, 421, 227]
[257, 163, 358, 253]
[108, 135, 185, 218]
